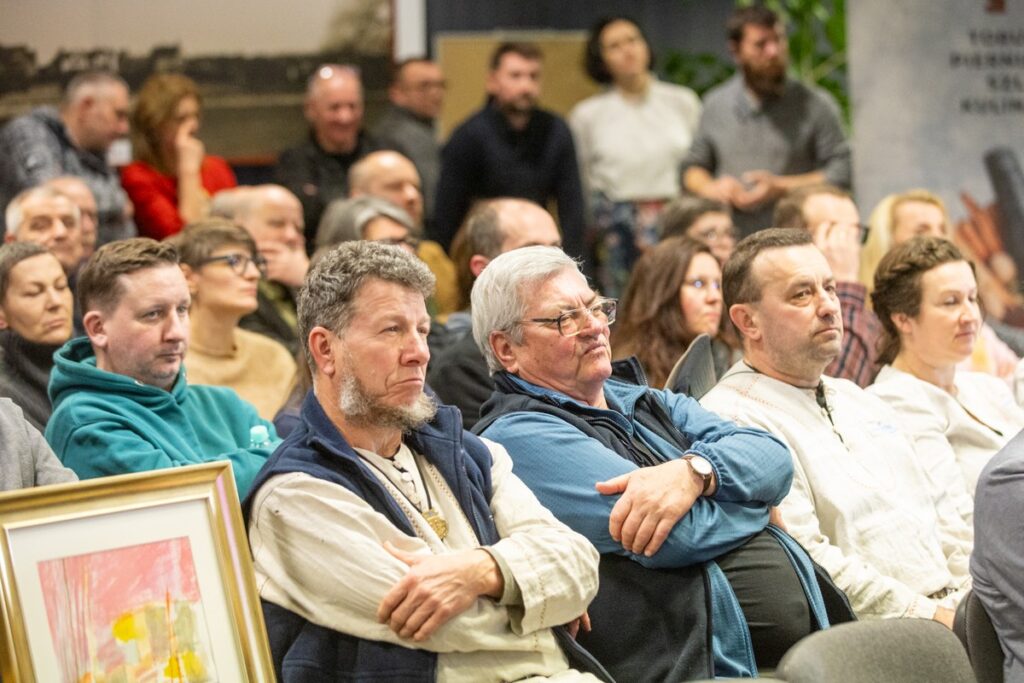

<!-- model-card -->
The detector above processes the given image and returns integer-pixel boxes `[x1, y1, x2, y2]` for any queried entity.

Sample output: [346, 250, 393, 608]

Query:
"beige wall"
[435, 31, 602, 140]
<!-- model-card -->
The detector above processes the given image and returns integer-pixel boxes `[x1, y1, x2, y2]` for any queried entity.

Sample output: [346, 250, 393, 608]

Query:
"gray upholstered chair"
[775, 619, 975, 683]
[954, 589, 1005, 683]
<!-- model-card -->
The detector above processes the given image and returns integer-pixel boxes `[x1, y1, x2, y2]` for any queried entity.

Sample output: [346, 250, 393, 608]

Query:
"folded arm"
[481, 412, 770, 569]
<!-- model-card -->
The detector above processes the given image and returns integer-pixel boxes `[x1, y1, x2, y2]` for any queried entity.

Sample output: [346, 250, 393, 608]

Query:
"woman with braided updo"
[868, 236, 1024, 522]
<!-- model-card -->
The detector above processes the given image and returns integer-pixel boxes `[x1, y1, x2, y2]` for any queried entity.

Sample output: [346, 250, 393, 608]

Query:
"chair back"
[665, 333, 716, 399]
[776, 619, 975, 683]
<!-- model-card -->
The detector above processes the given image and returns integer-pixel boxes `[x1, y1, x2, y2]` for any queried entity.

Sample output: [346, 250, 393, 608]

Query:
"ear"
[302, 97, 316, 124]
[179, 263, 200, 297]
[729, 303, 761, 342]
[891, 312, 913, 336]
[308, 326, 339, 378]
[0, 308, 7, 330]
[489, 330, 520, 374]
[82, 310, 107, 348]
[3, 232, 14, 244]
[485, 70, 498, 96]
[469, 254, 491, 278]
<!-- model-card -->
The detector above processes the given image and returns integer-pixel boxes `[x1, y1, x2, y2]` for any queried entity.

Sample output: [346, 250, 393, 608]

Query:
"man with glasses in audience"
[45, 238, 277, 497]
[372, 58, 446, 226]
[243, 241, 608, 682]
[472, 245, 847, 680]
[702, 228, 972, 627]
[773, 183, 881, 386]
[46, 176, 99, 264]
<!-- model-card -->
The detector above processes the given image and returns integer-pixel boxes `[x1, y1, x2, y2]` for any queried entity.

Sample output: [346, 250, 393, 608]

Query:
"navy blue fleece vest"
[242, 392, 497, 683]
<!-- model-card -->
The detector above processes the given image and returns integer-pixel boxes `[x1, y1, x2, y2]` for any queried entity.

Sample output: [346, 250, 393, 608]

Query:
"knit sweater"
[185, 327, 296, 421]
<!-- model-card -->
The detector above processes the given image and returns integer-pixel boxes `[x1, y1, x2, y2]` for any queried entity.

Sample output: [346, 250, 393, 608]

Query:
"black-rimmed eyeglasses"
[199, 253, 267, 277]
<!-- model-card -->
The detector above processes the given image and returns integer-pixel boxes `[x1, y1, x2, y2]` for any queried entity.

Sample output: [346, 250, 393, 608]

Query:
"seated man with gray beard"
[243, 241, 607, 683]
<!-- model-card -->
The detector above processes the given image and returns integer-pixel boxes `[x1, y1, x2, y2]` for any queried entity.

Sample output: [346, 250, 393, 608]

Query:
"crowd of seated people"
[4, 4, 1024, 681]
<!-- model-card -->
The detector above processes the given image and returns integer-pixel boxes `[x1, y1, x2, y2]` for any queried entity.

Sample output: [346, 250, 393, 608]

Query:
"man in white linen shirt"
[243, 240, 606, 683]
[701, 228, 972, 627]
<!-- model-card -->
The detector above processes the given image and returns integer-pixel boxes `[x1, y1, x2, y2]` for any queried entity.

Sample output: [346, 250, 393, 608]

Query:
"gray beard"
[338, 371, 437, 432]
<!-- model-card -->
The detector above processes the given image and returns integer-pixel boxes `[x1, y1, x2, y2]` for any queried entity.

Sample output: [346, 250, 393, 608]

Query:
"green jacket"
[46, 337, 276, 496]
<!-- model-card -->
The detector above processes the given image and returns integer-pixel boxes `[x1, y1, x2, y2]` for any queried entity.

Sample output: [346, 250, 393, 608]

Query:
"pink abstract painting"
[37, 536, 219, 682]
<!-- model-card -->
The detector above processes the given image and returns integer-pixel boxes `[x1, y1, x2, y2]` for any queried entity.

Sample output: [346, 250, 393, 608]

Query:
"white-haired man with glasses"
[471, 245, 852, 681]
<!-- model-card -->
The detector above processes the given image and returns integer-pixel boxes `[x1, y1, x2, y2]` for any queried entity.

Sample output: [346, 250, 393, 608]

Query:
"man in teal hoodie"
[46, 238, 276, 496]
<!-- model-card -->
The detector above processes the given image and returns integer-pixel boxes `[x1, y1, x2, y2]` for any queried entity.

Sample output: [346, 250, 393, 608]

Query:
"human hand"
[954, 192, 1022, 319]
[769, 506, 787, 532]
[595, 459, 702, 557]
[377, 542, 503, 641]
[702, 175, 745, 205]
[257, 240, 309, 287]
[933, 605, 955, 629]
[175, 119, 204, 174]
[811, 220, 861, 282]
[565, 611, 592, 640]
[733, 170, 782, 212]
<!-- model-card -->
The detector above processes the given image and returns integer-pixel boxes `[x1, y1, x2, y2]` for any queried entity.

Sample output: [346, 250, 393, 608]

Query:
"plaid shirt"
[826, 281, 881, 387]
[0, 107, 134, 244]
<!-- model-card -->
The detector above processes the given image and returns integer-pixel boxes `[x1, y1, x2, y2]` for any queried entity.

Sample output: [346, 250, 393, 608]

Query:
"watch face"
[688, 456, 712, 477]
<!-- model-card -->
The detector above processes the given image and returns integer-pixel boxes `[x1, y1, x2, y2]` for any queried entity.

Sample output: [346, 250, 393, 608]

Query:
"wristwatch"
[683, 454, 714, 496]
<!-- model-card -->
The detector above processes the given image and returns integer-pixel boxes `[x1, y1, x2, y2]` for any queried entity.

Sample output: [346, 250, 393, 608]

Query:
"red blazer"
[121, 156, 237, 240]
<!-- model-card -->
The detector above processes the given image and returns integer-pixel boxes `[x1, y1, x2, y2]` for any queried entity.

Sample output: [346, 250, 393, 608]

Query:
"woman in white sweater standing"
[570, 16, 701, 296]
[868, 236, 1024, 521]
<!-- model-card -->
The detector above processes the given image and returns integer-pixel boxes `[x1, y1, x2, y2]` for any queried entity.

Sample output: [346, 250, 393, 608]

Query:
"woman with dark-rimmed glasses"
[173, 218, 296, 420]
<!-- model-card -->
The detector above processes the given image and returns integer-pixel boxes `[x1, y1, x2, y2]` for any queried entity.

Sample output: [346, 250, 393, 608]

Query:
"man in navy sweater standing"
[432, 43, 585, 262]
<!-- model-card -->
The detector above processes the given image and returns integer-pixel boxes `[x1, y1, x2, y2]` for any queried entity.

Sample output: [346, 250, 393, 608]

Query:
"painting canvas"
[38, 537, 217, 683]
[0, 462, 273, 682]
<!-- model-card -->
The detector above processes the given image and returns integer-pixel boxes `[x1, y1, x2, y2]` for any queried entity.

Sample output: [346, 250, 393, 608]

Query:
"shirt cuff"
[905, 594, 939, 620]
[480, 546, 522, 607]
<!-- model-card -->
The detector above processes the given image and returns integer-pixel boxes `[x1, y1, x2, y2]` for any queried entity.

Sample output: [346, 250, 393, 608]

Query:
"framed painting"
[0, 461, 273, 682]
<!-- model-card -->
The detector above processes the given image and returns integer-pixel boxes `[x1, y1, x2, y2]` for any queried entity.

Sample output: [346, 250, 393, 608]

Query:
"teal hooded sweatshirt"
[46, 337, 277, 497]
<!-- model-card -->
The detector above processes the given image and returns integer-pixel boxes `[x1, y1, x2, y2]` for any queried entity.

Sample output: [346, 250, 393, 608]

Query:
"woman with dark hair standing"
[570, 17, 701, 296]
[612, 236, 733, 387]
[121, 73, 236, 240]
[869, 236, 1024, 522]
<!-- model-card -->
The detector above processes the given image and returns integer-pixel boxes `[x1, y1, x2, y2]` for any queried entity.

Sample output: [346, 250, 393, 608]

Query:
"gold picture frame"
[0, 461, 274, 682]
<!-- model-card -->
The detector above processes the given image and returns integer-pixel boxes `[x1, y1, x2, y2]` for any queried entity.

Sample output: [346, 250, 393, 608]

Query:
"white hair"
[470, 246, 582, 374]
[5, 186, 81, 237]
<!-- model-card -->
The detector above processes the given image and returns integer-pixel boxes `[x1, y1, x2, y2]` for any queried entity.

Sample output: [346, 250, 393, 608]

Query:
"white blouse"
[569, 79, 701, 201]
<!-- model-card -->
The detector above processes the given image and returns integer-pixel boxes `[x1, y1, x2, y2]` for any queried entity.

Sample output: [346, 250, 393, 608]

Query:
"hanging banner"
[849, 0, 1024, 281]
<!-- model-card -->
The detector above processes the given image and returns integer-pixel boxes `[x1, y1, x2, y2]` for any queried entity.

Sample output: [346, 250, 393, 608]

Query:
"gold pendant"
[422, 508, 449, 540]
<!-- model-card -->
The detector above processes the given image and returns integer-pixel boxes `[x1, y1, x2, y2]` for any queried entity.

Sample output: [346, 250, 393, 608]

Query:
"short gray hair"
[5, 186, 80, 237]
[297, 241, 434, 372]
[471, 245, 581, 374]
[316, 196, 415, 251]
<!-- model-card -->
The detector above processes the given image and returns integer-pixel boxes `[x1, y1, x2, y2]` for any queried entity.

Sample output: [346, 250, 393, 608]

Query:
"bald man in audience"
[0, 71, 133, 244]
[773, 184, 881, 387]
[701, 228, 973, 625]
[349, 151, 458, 318]
[275, 64, 380, 244]
[47, 176, 99, 263]
[428, 199, 562, 428]
[5, 186, 83, 275]
[234, 184, 309, 355]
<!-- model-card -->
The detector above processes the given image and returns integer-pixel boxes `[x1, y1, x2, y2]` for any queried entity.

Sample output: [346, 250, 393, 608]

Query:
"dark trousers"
[716, 529, 817, 669]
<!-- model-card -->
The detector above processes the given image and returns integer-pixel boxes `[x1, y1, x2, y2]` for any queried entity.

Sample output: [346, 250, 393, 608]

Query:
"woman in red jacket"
[121, 73, 236, 239]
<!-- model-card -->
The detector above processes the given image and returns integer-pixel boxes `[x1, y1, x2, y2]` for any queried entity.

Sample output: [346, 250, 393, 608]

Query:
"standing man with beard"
[682, 6, 851, 236]
[432, 43, 585, 261]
